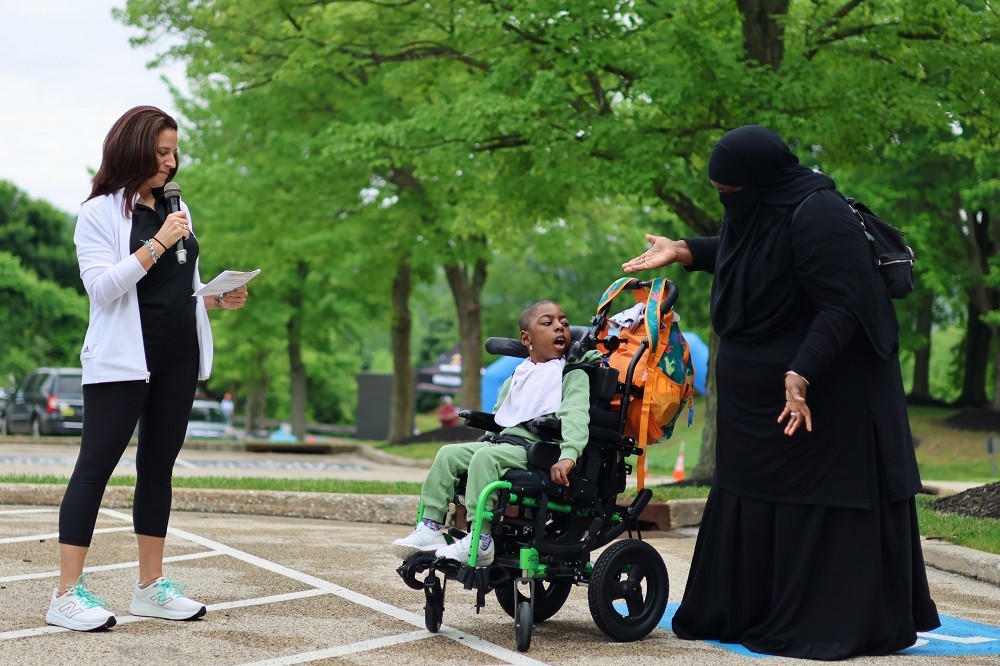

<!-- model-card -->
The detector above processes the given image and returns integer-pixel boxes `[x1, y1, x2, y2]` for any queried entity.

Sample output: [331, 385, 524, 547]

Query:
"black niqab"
[707, 125, 895, 359]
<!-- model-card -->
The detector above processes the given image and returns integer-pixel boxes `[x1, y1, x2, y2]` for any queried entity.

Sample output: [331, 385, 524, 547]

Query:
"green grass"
[394, 405, 997, 482]
[908, 405, 1000, 482]
[0, 473, 422, 496]
[380, 414, 706, 477]
[916, 494, 1000, 554]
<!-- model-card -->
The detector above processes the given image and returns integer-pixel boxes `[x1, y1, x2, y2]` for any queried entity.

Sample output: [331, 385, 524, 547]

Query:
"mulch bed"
[398, 425, 486, 444]
[930, 481, 1000, 520]
[942, 407, 1000, 433]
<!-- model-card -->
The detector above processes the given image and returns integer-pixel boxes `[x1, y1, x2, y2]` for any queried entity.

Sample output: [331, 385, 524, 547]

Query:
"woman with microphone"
[45, 105, 249, 631]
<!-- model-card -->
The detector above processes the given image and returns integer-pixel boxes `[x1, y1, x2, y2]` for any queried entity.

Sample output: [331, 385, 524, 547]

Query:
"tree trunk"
[444, 250, 488, 411]
[957, 300, 991, 407]
[689, 330, 719, 482]
[956, 205, 995, 408]
[736, 0, 789, 69]
[651, 193, 722, 482]
[908, 291, 934, 401]
[993, 323, 1000, 412]
[389, 256, 415, 442]
[287, 261, 309, 440]
[244, 382, 267, 436]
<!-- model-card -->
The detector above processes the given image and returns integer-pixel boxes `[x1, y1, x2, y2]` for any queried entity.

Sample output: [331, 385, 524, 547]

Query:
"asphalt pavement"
[1, 436, 999, 665]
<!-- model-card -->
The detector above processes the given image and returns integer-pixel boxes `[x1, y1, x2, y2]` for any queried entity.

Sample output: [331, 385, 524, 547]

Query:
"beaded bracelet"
[141, 239, 161, 263]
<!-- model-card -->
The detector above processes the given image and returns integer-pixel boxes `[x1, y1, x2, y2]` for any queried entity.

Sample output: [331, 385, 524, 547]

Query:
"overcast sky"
[0, 2, 187, 216]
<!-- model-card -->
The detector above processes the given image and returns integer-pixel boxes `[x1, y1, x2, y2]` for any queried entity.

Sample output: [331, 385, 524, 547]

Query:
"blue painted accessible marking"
[648, 604, 1000, 658]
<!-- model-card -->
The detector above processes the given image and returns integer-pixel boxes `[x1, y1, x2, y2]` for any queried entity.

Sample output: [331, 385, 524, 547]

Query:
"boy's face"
[522, 303, 570, 362]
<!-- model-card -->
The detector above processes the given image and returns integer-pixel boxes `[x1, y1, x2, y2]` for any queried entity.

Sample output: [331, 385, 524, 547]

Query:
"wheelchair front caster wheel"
[423, 576, 445, 633]
[495, 578, 572, 623]
[514, 601, 533, 652]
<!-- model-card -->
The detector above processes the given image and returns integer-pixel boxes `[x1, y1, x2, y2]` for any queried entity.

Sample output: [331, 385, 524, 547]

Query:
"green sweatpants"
[420, 440, 529, 522]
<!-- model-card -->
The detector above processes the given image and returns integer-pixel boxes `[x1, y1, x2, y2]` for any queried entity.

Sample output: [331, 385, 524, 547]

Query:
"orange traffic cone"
[672, 442, 686, 482]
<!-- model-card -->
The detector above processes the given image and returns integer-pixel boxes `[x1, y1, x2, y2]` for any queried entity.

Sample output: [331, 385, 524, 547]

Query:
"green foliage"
[0, 253, 88, 383]
[114, 0, 1000, 426]
[0, 180, 82, 293]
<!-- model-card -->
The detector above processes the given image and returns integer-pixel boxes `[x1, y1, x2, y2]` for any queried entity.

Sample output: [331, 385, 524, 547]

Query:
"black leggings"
[59, 356, 198, 546]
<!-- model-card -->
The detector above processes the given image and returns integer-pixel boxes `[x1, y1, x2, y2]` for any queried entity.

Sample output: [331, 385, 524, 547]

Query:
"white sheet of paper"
[193, 269, 261, 297]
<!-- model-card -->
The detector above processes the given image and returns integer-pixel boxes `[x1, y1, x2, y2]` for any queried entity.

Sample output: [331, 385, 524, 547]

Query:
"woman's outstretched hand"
[622, 234, 682, 273]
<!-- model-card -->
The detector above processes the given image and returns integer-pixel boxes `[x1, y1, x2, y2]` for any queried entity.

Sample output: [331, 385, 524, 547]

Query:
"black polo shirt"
[129, 188, 200, 360]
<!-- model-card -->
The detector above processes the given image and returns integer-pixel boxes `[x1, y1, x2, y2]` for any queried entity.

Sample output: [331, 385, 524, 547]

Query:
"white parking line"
[0, 589, 333, 641]
[238, 630, 433, 665]
[0, 526, 133, 544]
[1, 507, 548, 665]
[0, 550, 224, 583]
[0, 508, 57, 515]
[104, 509, 549, 665]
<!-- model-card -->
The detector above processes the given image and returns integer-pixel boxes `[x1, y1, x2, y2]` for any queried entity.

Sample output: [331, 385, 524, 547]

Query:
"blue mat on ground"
[628, 603, 1000, 658]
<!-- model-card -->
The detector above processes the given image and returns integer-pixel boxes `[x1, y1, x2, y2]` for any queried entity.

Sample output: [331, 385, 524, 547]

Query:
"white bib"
[494, 357, 566, 428]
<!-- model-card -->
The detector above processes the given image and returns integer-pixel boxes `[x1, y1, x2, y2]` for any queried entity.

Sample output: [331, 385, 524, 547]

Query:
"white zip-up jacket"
[74, 189, 214, 384]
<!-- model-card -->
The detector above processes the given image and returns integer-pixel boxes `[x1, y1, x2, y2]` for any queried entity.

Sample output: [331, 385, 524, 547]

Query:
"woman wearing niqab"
[624, 125, 939, 659]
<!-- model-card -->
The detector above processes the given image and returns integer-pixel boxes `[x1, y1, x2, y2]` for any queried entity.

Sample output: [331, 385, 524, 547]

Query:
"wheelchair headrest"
[485, 326, 590, 358]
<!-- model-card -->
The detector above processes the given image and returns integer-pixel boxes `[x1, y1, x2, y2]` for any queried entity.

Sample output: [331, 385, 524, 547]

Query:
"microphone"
[163, 181, 187, 264]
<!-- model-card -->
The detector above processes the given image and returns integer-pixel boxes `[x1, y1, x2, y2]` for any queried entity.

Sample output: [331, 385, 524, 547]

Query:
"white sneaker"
[46, 575, 117, 631]
[435, 533, 495, 567]
[130, 576, 206, 621]
[390, 522, 448, 558]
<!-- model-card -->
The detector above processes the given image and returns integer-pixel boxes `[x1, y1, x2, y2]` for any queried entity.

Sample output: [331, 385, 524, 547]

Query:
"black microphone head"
[163, 182, 181, 199]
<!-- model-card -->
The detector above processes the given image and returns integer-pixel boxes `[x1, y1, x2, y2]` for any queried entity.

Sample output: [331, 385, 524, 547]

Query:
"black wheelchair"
[396, 279, 677, 652]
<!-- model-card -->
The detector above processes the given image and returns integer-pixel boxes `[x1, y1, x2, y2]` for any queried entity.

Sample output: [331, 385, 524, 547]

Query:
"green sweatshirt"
[491, 350, 600, 463]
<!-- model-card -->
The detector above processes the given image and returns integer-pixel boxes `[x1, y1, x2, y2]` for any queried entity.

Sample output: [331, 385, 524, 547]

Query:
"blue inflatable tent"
[480, 355, 522, 411]
[684, 331, 709, 396]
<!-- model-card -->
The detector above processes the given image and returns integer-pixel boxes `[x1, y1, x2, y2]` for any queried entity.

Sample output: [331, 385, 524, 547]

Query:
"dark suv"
[2, 368, 85, 436]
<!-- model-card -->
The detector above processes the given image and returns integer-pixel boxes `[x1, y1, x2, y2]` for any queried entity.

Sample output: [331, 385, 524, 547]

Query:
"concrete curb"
[920, 538, 1000, 586]
[4, 484, 996, 587]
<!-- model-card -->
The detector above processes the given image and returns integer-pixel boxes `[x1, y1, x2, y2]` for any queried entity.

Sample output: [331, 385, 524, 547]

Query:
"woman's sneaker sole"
[45, 610, 117, 632]
[130, 601, 207, 621]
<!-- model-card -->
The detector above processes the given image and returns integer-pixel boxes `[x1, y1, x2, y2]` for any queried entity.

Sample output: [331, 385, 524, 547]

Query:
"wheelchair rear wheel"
[588, 539, 668, 642]
[495, 577, 573, 623]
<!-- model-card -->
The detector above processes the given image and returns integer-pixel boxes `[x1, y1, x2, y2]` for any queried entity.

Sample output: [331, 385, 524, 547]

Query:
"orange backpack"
[597, 277, 696, 487]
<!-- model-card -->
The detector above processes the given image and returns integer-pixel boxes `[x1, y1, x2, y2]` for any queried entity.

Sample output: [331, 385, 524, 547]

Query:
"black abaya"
[672, 126, 939, 659]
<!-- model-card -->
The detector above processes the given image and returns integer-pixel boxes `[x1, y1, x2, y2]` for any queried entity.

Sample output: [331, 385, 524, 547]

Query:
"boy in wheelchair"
[391, 299, 596, 565]
[395, 281, 675, 651]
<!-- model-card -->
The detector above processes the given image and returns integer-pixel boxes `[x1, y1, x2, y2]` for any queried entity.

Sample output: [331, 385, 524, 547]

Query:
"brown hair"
[86, 105, 179, 217]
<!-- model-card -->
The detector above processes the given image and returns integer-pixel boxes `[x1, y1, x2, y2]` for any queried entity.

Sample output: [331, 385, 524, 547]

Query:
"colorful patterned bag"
[597, 277, 696, 452]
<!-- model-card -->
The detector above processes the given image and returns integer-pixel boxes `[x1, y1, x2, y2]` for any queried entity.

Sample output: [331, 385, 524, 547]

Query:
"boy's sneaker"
[390, 522, 448, 558]
[46, 575, 117, 631]
[435, 533, 495, 567]
[130, 576, 206, 621]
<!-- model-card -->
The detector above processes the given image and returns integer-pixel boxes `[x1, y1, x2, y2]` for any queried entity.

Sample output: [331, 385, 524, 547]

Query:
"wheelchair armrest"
[460, 410, 498, 433]
[529, 416, 561, 440]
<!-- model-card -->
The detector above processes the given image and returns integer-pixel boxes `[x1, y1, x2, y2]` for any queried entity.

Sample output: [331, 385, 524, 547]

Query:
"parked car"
[3, 368, 84, 437]
[186, 399, 235, 439]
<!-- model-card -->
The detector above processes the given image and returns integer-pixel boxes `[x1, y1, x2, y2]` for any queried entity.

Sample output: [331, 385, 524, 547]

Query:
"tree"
[0, 181, 82, 293]
[0, 253, 87, 382]
[121, 0, 999, 458]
